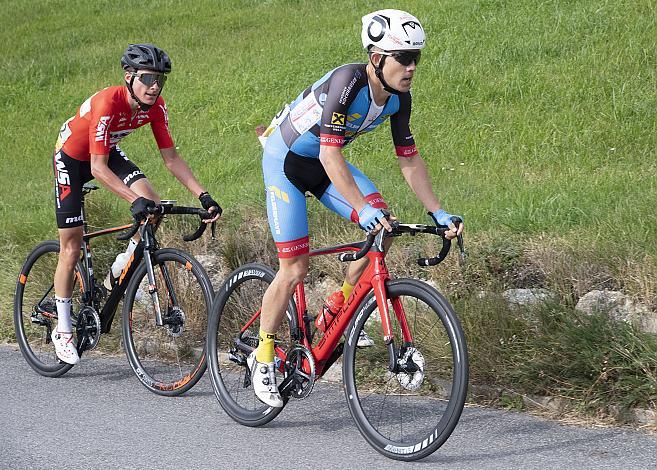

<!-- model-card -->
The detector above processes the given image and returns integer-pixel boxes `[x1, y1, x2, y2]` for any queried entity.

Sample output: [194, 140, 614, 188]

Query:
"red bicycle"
[206, 221, 468, 461]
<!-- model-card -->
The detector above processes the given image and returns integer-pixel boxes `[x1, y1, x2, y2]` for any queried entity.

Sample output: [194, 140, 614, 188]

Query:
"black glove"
[198, 192, 222, 216]
[130, 197, 157, 222]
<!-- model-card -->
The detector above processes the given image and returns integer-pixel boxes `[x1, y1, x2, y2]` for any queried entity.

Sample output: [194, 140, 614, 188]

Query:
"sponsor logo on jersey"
[95, 116, 110, 142]
[268, 185, 289, 203]
[279, 241, 309, 255]
[331, 112, 346, 126]
[290, 92, 323, 135]
[109, 129, 135, 145]
[347, 113, 362, 122]
[65, 214, 83, 224]
[268, 187, 281, 235]
[339, 73, 360, 105]
[123, 170, 144, 185]
[275, 236, 311, 258]
[395, 144, 418, 157]
[160, 104, 169, 129]
[319, 134, 344, 147]
[54, 152, 71, 203]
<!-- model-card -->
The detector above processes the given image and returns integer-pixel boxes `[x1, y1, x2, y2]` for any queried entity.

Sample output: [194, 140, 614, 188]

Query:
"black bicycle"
[14, 183, 215, 396]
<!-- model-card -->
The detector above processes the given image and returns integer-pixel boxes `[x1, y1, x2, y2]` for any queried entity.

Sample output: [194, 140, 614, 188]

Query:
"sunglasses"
[381, 50, 421, 66]
[134, 72, 167, 88]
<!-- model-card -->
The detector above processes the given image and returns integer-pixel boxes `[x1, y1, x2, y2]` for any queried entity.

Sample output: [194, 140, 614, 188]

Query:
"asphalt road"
[1, 344, 656, 470]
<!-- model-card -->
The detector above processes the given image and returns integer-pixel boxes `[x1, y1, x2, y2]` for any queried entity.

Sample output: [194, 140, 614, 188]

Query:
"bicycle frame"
[288, 231, 411, 378]
[74, 188, 208, 336]
[77, 196, 146, 334]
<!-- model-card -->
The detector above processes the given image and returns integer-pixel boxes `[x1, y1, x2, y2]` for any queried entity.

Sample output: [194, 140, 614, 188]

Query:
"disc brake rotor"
[396, 347, 425, 391]
[163, 307, 186, 338]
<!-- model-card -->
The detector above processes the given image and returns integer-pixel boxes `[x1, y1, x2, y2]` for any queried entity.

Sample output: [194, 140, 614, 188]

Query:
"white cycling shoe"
[357, 330, 375, 348]
[247, 351, 283, 408]
[51, 330, 80, 365]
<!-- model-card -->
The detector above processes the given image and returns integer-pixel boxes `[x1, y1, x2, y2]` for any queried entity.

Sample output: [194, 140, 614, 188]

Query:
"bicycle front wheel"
[122, 248, 213, 396]
[207, 263, 296, 427]
[343, 279, 468, 461]
[13, 241, 86, 377]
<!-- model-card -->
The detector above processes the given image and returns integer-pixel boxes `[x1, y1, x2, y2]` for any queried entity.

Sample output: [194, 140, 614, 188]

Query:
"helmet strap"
[372, 55, 400, 95]
[126, 74, 159, 112]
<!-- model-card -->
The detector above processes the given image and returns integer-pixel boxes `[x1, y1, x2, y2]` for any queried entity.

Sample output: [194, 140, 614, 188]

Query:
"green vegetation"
[1, 0, 656, 420]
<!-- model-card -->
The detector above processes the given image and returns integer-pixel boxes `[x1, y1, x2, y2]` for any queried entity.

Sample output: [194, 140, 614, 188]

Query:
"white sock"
[55, 296, 72, 334]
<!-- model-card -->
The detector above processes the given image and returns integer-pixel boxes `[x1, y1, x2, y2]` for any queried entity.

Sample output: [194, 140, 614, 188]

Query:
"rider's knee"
[278, 261, 308, 287]
[58, 244, 80, 264]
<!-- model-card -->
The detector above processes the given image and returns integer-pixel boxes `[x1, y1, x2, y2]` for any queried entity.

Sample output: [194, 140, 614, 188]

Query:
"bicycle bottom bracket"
[76, 306, 101, 351]
[283, 345, 316, 399]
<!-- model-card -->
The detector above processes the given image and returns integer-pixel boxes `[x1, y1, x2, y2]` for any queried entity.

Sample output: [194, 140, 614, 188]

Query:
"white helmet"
[361, 9, 426, 51]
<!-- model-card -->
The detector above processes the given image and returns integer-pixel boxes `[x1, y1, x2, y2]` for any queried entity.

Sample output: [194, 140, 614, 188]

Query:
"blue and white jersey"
[274, 63, 418, 158]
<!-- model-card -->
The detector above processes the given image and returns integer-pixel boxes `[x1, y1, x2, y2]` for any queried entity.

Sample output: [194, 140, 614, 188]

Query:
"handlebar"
[116, 204, 215, 242]
[338, 233, 377, 262]
[337, 219, 465, 267]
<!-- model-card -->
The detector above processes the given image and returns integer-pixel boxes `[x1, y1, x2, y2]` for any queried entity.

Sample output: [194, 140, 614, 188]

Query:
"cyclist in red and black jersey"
[51, 44, 221, 364]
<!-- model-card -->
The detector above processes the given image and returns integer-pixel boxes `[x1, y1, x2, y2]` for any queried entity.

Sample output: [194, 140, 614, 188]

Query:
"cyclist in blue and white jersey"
[251, 10, 464, 407]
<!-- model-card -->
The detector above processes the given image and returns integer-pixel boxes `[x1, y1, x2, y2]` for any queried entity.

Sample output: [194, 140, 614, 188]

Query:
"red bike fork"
[369, 253, 413, 371]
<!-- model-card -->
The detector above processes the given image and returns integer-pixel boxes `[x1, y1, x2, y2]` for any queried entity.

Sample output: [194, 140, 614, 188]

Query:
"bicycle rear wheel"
[343, 279, 468, 461]
[206, 263, 296, 427]
[122, 248, 213, 396]
[13, 241, 86, 377]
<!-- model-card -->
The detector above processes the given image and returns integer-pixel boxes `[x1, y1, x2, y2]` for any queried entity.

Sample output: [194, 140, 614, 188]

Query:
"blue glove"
[429, 209, 462, 228]
[358, 205, 388, 232]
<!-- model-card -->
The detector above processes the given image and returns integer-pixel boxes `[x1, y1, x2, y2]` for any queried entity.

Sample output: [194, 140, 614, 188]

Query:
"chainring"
[284, 345, 316, 399]
[76, 306, 101, 351]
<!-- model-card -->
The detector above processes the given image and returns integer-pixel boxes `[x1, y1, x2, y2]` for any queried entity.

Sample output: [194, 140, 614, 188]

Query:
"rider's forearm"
[399, 154, 441, 213]
[319, 146, 368, 211]
[90, 155, 140, 203]
[161, 148, 206, 197]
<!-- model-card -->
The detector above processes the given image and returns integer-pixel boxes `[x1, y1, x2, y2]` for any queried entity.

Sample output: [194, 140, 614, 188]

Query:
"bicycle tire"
[206, 262, 297, 427]
[13, 240, 86, 377]
[343, 278, 469, 461]
[122, 248, 214, 396]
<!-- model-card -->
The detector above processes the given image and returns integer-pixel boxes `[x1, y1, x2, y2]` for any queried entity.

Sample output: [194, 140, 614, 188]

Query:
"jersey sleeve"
[88, 94, 115, 155]
[150, 98, 175, 149]
[319, 65, 366, 148]
[390, 92, 418, 158]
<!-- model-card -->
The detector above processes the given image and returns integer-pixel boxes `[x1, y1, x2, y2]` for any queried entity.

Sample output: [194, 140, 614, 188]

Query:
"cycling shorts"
[53, 146, 146, 228]
[263, 127, 387, 258]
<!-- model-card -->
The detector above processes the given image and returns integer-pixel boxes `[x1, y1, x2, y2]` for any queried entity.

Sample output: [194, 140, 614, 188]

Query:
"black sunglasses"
[135, 72, 167, 87]
[384, 50, 421, 66]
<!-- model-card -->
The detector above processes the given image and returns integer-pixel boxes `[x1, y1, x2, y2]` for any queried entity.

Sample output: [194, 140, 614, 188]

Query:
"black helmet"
[121, 43, 171, 73]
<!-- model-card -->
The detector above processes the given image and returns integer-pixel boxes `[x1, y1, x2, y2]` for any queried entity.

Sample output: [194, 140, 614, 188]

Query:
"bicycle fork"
[142, 235, 165, 327]
[371, 275, 413, 374]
